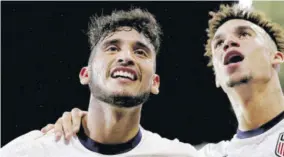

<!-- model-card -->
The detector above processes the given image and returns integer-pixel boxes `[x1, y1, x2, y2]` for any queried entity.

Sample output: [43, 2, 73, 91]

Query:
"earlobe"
[151, 74, 160, 95]
[272, 51, 284, 68]
[79, 67, 90, 85]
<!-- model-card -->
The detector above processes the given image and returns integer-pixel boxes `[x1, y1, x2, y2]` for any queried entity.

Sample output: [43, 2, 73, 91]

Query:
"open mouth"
[224, 51, 244, 65]
[110, 67, 138, 81]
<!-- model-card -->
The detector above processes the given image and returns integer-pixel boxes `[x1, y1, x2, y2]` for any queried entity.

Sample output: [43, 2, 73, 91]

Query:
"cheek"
[246, 43, 270, 62]
[212, 50, 223, 64]
[213, 57, 223, 71]
[94, 56, 112, 69]
[213, 62, 227, 82]
[244, 38, 267, 54]
[213, 65, 223, 78]
[141, 63, 155, 80]
[241, 40, 271, 66]
[245, 53, 271, 77]
[254, 36, 265, 46]
[91, 59, 108, 78]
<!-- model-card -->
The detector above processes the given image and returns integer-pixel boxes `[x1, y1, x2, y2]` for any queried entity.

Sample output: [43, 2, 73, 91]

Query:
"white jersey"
[198, 112, 284, 157]
[0, 127, 198, 157]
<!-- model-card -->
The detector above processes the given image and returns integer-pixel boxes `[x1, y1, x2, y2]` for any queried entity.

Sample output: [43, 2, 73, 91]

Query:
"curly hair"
[205, 3, 284, 67]
[87, 8, 162, 55]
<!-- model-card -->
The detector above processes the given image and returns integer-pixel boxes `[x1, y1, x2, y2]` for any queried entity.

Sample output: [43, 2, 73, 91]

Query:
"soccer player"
[199, 3, 284, 157]
[0, 8, 198, 157]
[41, 3, 284, 157]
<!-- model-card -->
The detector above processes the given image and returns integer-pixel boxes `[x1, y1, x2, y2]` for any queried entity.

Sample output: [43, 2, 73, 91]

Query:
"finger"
[81, 110, 88, 117]
[41, 124, 54, 134]
[54, 118, 63, 141]
[71, 108, 81, 134]
[75, 110, 88, 133]
[62, 112, 73, 141]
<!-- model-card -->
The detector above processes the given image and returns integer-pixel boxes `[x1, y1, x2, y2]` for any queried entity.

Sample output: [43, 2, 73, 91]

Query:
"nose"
[117, 50, 135, 66]
[223, 39, 240, 51]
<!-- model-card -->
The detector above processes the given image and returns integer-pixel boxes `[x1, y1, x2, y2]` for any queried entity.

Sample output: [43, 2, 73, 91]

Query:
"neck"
[228, 74, 284, 131]
[83, 95, 141, 144]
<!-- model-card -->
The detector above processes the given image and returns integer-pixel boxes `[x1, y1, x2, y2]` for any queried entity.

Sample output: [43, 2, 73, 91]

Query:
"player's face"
[211, 19, 280, 91]
[87, 27, 160, 98]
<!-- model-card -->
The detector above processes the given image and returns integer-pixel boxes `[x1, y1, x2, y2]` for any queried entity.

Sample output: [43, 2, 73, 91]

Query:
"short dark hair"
[87, 8, 162, 54]
[205, 3, 284, 67]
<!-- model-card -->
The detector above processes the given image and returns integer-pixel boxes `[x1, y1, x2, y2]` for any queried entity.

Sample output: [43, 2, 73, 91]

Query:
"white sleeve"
[197, 141, 229, 157]
[0, 130, 45, 157]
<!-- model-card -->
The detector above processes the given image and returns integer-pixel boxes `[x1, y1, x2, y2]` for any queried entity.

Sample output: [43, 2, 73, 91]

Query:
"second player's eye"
[215, 40, 224, 49]
[239, 31, 251, 39]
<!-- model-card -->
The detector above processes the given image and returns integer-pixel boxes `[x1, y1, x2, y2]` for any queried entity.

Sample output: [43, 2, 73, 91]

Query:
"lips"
[110, 67, 138, 81]
[223, 50, 244, 65]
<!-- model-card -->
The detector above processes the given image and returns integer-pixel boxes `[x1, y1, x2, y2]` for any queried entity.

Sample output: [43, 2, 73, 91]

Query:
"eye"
[215, 40, 224, 48]
[135, 49, 147, 57]
[239, 31, 251, 39]
[106, 46, 119, 52]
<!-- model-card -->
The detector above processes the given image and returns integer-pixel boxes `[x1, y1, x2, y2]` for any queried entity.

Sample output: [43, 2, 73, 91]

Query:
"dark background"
[2, 1, 238, 146]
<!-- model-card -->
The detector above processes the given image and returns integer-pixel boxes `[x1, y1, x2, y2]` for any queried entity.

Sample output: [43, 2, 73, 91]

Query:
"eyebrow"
[212, 34, 224, 43]
[101, 39, 152, 53]
[102, 39, 121, 48]
[236, 25, 255, 33]
[212, 25, 256, 42]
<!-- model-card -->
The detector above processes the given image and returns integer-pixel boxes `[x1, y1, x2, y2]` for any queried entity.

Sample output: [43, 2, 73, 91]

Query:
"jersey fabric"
[198, 111, 284, 157]
[0, 126, 198, 157]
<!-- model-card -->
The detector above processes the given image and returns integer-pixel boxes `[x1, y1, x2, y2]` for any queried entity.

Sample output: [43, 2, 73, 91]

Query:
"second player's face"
[211, 19, 279, 91]
[89, 27, 160, 97]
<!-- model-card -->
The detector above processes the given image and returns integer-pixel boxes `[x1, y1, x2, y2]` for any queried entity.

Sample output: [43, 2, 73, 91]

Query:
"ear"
[151, 74, 160, 95]
[272, 51, 284, 70]
[79, 66, 90, 85]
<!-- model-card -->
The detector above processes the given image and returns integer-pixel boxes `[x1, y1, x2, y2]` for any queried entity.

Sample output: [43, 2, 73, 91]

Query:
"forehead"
[214, 19, 264, 37]
[99, 27, 154, 50]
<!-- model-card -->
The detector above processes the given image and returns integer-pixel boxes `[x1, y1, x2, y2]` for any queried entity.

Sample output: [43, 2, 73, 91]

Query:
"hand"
[41, 108, 87, 141]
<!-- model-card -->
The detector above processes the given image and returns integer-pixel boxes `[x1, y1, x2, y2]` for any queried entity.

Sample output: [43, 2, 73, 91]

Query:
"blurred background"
[2, 0, 284, 148]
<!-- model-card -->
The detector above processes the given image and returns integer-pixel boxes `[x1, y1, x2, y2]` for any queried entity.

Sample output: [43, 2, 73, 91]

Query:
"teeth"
[114, 71, 119, 76]
[113, 70, 134, 80]
[119, 71, 123, 76]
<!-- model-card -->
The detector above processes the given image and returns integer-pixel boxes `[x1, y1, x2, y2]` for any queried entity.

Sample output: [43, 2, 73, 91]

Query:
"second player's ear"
[151, 74, 160, 95]
[79, 67, 90, 85]
[272, 51, 284, 64]
[271, 51, 284, 71]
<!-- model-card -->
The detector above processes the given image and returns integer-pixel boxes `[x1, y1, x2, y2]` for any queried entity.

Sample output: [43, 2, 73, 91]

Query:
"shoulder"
[198, 140, 230, 157]
[0, 129, 63, 157]
[0, 130, 45, 157]
[140, 128, 198, 156]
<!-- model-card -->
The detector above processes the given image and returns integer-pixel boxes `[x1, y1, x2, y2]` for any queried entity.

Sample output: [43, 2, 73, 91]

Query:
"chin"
[227, 71, 247, 81]
[226, 75, 252, 88]
[110, 89, 136, 96]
